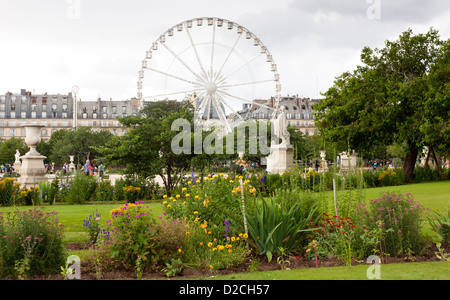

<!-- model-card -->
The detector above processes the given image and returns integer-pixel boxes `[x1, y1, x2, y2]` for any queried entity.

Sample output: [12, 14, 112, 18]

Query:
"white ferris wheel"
[137, 17, 281, 134]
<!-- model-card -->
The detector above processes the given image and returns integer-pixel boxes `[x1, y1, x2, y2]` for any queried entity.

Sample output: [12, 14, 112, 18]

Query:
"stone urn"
[19, 125, 47, 187]
[69, 155, 76, 171]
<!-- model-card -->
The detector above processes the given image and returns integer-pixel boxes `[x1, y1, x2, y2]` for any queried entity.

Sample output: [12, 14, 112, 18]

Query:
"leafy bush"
[0, 207, 66, 278]
[95, 180, 115, 202]
[428, 209, 450, 244]
[0, 177, 21, 206]
[106, 202, 186, 271]
[65, 171, 97, 204]
[353, 192, 428, 256]
[246, 188, 321, 261]
[179, 218, 249, 270]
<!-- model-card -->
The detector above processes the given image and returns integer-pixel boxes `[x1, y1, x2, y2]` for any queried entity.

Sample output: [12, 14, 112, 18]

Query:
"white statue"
[272, 107, 290, 145]
[14, 149, 21, 163]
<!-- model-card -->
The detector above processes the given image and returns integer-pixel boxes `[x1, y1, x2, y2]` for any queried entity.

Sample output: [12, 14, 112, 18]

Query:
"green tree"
[0, 138, 29, 165]
[315, 28, 448, 182]
[96, 100, 216, 192]
[42, 127, 110, 165]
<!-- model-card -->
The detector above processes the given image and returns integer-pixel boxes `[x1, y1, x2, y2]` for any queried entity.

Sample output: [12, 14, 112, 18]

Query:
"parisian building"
[229, 95, 320, 136]
[0, 89, 141, 141]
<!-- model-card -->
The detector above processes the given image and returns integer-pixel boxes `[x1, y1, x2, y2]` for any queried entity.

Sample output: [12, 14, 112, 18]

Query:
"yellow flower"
[188, 181, 192, 185]
[231, 237, 236, 242]
[186, 193, 190, 197]
[195, 195, 199, 199]
[163, 201, 168, 205]
[182, 187, 187, 192]
[209, 265, 214, 269]
[193, 211, 199, 214]
[163, 195, 168, 199]
[178, 248, 183, 253]
[250, 188, 256, 194]
[176, 194, 180, 198]
[200, 242, 204, 246]
[212, 248, 217, 252]
[185, 231, 190, 236]
[208, 242, 213, 247]
[167, 205, 172, 208]
[243, 233, 248, 239]
[228, 249, 232, 253]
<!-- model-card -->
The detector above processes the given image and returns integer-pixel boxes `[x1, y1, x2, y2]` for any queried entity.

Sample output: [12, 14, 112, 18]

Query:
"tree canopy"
[314, 28, 449, 182]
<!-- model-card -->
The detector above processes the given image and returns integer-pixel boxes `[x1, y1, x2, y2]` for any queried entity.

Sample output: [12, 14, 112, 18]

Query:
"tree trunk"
[403, 144, 419, 183]
[430, 146, 443, 179]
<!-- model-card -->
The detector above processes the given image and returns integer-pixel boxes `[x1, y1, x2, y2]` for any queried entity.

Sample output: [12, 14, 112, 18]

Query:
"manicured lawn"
[202, 261, 450, 280]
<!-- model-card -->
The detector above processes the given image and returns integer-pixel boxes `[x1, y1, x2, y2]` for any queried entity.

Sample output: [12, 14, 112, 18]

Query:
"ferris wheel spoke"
[219, 79, 275, 89]
[143, 88, 204, 99]
[218, 90, 275, 111]
[185, 24, 208, 79]
[215, 93, 245, 121]
[146, 67, 198, 86]
[224, 53, 263, 79]
[160, 42, 205, 84]
[210, 22, 216, 80]
[215, 32, 243, 81]
[211, 94, 232, 133]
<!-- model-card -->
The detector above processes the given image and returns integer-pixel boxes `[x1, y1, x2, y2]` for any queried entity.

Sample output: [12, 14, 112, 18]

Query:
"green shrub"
[0, 177, 21, 206]
[107, 202, 186, 271]
[66, 171, 97, 204]
[95, 180, 115, 202]
[428, 209, 450, 244]
[246, 189, 321, 261]
[0, 207, 66, 278]
[353, 192, 427, 256]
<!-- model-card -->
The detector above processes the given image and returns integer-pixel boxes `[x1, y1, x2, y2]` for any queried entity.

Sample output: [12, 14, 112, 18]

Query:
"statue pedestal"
[19, 154, 47, 187]
[266, 144, 294, 174]
[18, 125, 47, 188]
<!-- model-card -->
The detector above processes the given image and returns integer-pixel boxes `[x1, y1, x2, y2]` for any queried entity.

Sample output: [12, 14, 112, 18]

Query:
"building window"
[10, 129, 16, 137]
[83, 113, 88, 119]
[102, 113, 107, 119]
[102, 106, 107, 113]
[11, 112, 16, 118]
[21, 112, 27, 118]
[31, 111, 37, 118]
[11, 96, 16, 102]
[112, 106, 117, 113]
[81, 121, 89, 126]
[41, 129, 48, 137]
[0, 104, 5, 111]
[0, 112, 4, 118]
[92, 113, 97, 119]
[62, 104, 68, 111]
[62, 112, 68, 119]
[0, 129, 4, 137]
[51, 121, 58, 127]
[101, 121, 108, 127]
[42, 111, 47, 118]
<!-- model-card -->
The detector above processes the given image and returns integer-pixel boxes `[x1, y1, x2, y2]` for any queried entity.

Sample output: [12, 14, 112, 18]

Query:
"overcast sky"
[1, 0, 449, 102]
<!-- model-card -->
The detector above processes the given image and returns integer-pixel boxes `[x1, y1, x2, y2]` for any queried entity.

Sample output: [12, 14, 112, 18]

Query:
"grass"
[0, 180, 448, 280]
[201, 261, 450, 280]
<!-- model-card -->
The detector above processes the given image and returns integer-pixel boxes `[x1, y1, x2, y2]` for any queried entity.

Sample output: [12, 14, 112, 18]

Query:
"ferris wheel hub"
[206, 81, 218, 94]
